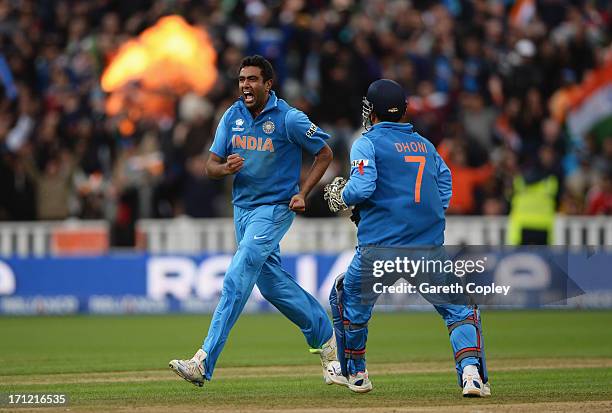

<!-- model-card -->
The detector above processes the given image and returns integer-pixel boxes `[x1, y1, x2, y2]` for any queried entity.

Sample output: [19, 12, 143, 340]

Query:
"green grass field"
[1, 310, 611, 412]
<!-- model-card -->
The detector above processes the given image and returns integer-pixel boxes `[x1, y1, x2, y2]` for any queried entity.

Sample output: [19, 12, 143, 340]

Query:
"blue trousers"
[202, 204, 332, 379]
[329, 248, 488, 385]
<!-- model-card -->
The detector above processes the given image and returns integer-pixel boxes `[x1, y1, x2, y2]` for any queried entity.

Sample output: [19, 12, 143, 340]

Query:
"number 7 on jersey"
[404, 155, 425, 203]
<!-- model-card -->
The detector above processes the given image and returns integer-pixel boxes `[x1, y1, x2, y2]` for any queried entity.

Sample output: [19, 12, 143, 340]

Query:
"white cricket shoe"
[325, 360, 348, 386]
[482, 382, 491, 397]
[348, 370, 372, 393]
[169, 349, 206, 387]
[462, 364, 491, 397]
[311, 334, 348, 386]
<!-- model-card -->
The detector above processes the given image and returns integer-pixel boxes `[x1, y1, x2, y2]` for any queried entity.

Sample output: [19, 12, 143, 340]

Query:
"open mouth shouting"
[243, 90, 255, 105]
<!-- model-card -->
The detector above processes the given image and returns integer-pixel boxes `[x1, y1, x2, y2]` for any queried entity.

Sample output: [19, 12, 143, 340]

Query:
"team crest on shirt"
[262, 120, 275, 134]
[232, 119, 245, 132]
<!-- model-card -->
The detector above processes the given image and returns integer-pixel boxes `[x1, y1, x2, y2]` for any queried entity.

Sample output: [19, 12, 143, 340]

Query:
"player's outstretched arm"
[290, 144, 333, 212]
[205, 152, 244, 179]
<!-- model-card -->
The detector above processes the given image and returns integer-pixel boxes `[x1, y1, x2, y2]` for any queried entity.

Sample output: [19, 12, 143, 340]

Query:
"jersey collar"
[370, 121, 414, 132]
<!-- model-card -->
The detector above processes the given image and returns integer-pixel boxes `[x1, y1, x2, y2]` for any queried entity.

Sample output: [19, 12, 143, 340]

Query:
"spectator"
[0, 0, 608, 232]
[438, 138, 494, 215]
[586, 170, 612, 215]
[23, 149, 75, 220]
[459, 91, 498, 151]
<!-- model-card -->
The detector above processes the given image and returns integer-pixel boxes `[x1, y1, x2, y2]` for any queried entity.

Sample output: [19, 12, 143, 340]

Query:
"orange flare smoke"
[101, 15, 217, 96]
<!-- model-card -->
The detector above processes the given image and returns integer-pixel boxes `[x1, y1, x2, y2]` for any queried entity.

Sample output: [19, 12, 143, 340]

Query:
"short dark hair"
[239, 55, 275, 83]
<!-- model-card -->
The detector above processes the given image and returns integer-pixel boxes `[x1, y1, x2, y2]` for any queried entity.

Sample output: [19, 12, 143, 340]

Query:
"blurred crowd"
[0, 0, 611, 241]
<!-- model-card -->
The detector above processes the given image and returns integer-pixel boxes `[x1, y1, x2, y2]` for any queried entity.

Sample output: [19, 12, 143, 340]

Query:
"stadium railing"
[0, 216, 610, 256]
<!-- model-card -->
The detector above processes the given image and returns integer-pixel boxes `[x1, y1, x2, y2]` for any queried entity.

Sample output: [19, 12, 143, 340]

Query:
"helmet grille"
[362, 96, 374, 131]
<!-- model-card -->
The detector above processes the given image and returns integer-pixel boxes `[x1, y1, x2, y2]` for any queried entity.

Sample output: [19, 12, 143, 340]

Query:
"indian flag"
[509, 0, 535, 27]
[566, 63, 612, 141]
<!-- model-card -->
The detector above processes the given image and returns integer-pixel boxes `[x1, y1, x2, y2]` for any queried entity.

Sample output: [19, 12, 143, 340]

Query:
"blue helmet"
[362, 79, 407, 130]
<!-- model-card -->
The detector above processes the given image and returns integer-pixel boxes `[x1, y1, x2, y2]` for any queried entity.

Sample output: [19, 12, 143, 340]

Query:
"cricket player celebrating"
[324, 79, 491, 396]
[169, 55, 344, 387]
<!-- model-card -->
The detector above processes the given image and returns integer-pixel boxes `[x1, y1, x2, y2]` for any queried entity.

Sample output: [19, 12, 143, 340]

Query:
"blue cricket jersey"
[341, 122, 452, 246]
[209, 91, 330, 208]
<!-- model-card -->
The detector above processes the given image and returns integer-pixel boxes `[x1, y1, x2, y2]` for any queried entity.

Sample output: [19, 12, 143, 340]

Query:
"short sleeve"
[209, 109, 231, 158]
[285, 109, 330, 155]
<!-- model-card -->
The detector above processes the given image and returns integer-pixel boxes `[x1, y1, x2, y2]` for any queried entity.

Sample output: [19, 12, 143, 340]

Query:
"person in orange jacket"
[438, 139, 493, 214]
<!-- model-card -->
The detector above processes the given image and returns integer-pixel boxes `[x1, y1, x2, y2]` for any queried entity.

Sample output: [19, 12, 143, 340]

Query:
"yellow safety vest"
[507, 175, 558, 245]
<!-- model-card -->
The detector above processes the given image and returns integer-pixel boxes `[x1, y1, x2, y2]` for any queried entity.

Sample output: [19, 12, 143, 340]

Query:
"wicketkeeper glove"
[323, 176, 349, 213]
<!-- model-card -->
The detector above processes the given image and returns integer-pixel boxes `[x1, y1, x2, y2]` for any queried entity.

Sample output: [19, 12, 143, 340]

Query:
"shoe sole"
[169, 361, 204, 387]
[348, 382, 373, 393]
[462, 389, 483, 397]
[325, 374, 349, 387]
[463, 382, 491, 398]
[463, 385, 490, 397]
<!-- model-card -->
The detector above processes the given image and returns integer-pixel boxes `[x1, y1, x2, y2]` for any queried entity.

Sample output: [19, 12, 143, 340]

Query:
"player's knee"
[344, 303, 372, 326]
[450, 323, 478, 342]
[221, 275, 248, 303]
[221, 278, 239, 300]
[237, 240, 267, 268]
[221, 285, 244, 305]
[347, 314, 370, 327]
